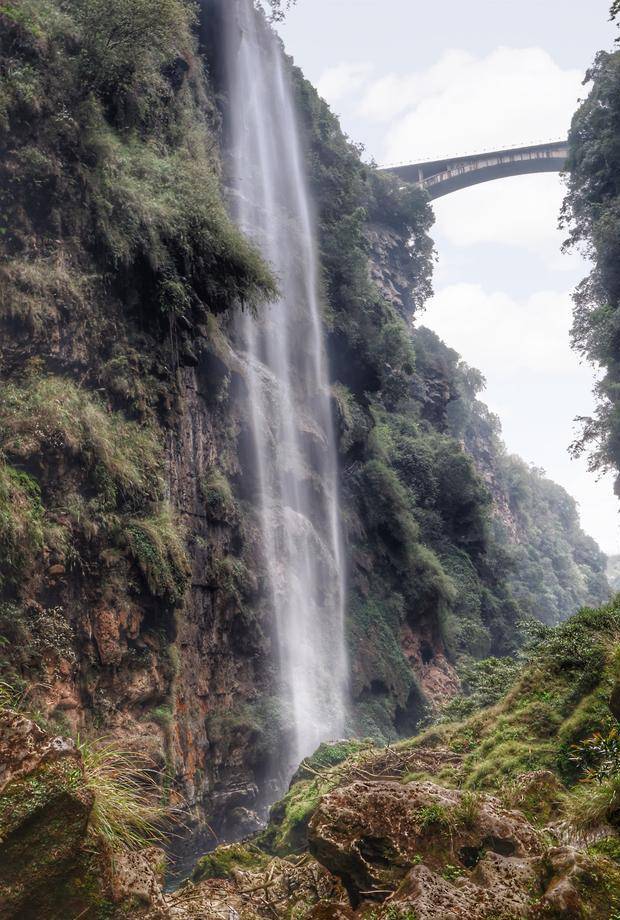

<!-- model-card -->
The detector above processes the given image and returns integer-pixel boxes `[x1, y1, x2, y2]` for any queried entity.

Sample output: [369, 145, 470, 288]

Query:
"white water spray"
[222, 0, 347, 771]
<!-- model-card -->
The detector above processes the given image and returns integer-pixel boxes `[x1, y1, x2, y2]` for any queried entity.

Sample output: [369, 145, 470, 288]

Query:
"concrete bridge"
[381, 140, 568, 199]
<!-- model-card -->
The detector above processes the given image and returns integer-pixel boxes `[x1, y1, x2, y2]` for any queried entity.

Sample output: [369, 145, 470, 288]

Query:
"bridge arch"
[381, 141, 568, 200]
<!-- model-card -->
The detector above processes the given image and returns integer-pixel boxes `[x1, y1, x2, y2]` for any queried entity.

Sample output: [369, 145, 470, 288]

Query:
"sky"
[275, 0, 620, 555]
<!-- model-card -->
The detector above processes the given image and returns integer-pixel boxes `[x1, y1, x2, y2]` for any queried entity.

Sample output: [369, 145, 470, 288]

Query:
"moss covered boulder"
[0, 710, 101, 917]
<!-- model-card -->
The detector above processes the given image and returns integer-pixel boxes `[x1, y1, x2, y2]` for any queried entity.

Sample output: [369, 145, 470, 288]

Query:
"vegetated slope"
[152, 596, 620, 918]
[0, 0, 610, 859]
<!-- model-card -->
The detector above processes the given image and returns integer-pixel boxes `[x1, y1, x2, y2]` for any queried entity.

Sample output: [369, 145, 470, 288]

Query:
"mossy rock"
[191, 842, 269, 883]
[0, 756, 91, 912]
[291, 739, 373, 783]
[0, 712, 117, 919]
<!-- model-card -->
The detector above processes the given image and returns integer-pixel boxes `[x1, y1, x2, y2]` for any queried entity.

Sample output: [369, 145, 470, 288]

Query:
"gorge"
[1, 0, 620, 917]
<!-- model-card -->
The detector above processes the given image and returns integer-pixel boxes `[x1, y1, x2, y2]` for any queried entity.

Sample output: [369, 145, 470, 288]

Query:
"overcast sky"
[276, 0, 620, 554]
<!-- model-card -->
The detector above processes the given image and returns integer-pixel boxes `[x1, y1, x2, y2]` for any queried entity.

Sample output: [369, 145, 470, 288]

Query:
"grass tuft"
[78, 738, 167, 852]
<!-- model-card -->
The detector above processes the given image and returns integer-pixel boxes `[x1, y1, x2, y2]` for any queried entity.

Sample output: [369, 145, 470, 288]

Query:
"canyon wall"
[0, 0, 609, 853]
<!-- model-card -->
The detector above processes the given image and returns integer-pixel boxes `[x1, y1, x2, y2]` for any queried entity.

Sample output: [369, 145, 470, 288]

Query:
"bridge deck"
[381, 141, 568, 199]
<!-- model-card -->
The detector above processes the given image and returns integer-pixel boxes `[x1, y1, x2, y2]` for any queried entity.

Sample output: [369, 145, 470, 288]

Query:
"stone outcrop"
[0, 711, 167, 919]
[308, 780, 542, 904]
[0, 711, 95, 918]
[146, 855, 349, 920]
[132, 772, 620, 919]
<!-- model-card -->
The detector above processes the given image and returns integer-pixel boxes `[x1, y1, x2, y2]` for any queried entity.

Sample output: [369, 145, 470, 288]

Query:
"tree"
[262, 0, 296, 21]
[69, 0, 195, 94]
[562, 48, 620, 494]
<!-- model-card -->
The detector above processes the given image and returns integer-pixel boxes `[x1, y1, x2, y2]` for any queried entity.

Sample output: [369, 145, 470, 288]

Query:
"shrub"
[567, 774, 620, 831]
[87, 127, 276, 313]
[71, 0, 196, 96]
[0, 465, 44, 587]
[126, 506, 189, 604]
[571, 728, 620, 783]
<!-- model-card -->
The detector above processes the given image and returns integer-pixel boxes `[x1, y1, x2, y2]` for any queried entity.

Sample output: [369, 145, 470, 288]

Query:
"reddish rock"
[91, 606, 123, 666]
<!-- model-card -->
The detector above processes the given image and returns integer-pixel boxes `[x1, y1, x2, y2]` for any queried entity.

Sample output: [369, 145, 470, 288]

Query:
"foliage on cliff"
[563, 42, 620, 496]
[0, 0, 275, 778]
[292, 67, 609, 742]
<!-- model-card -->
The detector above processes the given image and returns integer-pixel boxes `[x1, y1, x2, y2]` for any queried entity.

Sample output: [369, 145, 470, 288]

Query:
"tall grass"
[78, 739, 167, 851]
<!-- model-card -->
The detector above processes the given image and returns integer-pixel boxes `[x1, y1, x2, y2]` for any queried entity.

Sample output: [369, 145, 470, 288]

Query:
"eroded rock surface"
[0, 711, 94, 918]
[308, 780, 541, 902]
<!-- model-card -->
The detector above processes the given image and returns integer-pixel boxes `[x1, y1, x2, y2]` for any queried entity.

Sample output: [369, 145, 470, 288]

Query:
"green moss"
[200, 467, 237, 522]
[294, 739, 373, 780]
[260, 778, 323, 855]
[0, 374, 190, 608]
[192, 842, 269, 883]
[0, 376, 163, 503]
[588, 837, 620, 863]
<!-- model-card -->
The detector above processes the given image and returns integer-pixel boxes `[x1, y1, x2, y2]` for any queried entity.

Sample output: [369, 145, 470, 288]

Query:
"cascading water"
[221, 0, 347, 773]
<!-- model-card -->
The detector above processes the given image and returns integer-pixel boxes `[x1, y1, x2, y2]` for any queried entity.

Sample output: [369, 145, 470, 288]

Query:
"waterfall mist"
[221, 0, 347, 773]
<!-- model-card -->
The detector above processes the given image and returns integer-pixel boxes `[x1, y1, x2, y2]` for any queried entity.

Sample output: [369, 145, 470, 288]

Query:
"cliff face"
[0, 0, 281, 847]
[0, 0, 610, 856]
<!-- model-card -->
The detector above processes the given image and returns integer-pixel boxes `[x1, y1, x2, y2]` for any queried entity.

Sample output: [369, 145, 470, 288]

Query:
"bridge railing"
[421, 145, 568, 188]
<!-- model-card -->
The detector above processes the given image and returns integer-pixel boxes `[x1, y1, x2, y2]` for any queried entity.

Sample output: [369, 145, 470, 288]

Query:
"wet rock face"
[307, 780, 541, 905]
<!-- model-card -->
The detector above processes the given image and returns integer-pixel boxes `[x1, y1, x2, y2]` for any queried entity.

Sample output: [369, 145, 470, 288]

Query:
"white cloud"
[368, 46, 583, 164]
[431, 173, 585, 270]
[423, 282, 577, 375]
[316, 62, 374, 104]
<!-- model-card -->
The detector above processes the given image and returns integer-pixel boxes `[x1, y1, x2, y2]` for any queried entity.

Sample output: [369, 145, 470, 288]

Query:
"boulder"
[385, 853, 540, 920]
[308, 780, 541, 902]
[158, 855, 348, 920]
[0, 710, 95, 917]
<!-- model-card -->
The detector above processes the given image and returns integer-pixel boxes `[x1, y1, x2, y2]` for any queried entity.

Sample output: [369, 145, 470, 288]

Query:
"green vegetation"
[292, 66, 609, 742]
[258, 596, 620, 878]
[192, 842, 269, 883]
[0, 374, 189, 607]
[78, 738, 166, 851]
[0, 0, 274, 327]
[126, 507, 189, 605]
[0, 466, 45, 588]
[422, 599, 620, 801]
[200, 467, 237, 522]
[563, 29, 620, 495]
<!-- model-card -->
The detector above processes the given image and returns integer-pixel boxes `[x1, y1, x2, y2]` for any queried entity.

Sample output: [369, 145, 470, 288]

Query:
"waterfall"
[221, 0, 347, 772]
